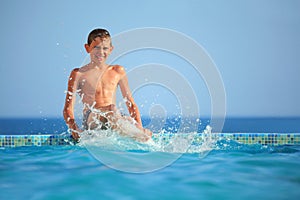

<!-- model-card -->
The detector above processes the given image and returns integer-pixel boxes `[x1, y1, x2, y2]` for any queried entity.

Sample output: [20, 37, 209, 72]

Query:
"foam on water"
[78, 123, 217, 155]
[71, 93, 216, 156]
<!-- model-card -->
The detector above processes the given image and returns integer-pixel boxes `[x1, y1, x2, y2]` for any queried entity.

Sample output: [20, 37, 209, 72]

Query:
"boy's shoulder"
[78, 64, 90, 73]
[111, 64, 126, 74]
[69, 67, 80, 76]
[72, 68, 80, 72]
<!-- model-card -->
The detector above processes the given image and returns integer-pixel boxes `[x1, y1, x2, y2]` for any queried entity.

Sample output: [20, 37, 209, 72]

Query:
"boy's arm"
[63, 68, 81, 140]
[118, 66, 143, 127]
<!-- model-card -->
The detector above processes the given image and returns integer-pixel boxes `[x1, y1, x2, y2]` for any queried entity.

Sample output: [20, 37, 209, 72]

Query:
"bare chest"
[78, 68, 120, 93]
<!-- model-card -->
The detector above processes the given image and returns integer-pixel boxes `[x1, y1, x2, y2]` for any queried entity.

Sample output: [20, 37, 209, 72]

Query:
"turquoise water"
[1, 118, 300, 199]
[1, 143, 300, 200]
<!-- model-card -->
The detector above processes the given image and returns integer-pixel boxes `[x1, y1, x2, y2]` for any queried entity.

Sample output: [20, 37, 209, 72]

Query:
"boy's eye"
[93, 46, 109, 51]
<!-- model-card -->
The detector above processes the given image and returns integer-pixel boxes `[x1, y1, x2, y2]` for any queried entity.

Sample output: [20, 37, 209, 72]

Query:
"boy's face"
[85, 37, 113, 65]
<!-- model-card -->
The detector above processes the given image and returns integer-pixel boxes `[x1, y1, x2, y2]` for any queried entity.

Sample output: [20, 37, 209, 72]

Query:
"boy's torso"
[77, 65, 122, 108]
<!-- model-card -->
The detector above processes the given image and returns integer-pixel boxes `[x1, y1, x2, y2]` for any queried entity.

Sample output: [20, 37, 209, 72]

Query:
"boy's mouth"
[95, 55, 105, 61]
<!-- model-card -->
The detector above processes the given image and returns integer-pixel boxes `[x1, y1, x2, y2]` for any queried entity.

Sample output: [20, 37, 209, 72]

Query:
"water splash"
[70, 92, 218, 158]
[69, 121, 217, 172]
[78, 123, 217, 157]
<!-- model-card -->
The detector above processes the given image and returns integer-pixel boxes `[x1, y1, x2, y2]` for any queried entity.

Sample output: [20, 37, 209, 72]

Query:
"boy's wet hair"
[87, 28, 111, 45]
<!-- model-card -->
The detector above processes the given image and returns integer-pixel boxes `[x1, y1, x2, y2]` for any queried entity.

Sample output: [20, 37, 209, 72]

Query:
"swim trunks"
[82, 104, 117, 130]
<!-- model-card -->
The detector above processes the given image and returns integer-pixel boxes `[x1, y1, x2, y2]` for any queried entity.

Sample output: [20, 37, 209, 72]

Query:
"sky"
[0, 0, 299, 118]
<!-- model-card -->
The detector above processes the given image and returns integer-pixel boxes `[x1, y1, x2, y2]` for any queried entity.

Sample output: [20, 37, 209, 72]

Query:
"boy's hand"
[143, 128, 152, 138]
[71, 131, 80, 142]
[137, 128, 152, 142]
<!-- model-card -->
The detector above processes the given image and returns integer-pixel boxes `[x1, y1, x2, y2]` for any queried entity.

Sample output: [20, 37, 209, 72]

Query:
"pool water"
[1, 142, 300, 200]
[1, 117, 300, 199]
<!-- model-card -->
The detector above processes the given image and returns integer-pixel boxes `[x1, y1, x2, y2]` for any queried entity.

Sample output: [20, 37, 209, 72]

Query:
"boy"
[63, 28, 152, 142]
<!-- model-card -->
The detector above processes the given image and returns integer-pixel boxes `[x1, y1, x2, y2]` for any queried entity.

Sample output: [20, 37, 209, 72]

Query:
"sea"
[0, 117, 299, 135]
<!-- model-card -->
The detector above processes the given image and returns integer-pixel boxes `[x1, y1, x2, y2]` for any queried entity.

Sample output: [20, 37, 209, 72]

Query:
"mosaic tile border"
[218, 133, 300, 146]
[0, 133, 299, 148]
[0, 134, 72, 147]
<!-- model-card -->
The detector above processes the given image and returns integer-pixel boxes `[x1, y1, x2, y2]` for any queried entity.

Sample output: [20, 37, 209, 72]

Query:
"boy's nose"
[99, 49, 105, 55]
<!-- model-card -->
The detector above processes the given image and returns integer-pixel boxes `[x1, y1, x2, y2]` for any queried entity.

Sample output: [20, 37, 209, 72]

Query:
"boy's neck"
[89, 62, 108, 69]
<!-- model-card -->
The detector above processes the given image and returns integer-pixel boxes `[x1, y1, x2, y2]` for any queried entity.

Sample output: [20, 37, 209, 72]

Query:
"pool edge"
[1, 133, 299, 148]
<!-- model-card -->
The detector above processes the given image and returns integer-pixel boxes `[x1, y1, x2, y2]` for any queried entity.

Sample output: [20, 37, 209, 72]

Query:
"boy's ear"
[84, 44, 90, 53]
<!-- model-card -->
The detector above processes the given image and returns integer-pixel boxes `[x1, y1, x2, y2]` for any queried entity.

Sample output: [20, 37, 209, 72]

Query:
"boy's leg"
[85, 105, 152, 141]
[110, 115, 152, 142]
